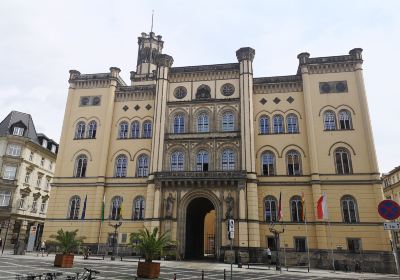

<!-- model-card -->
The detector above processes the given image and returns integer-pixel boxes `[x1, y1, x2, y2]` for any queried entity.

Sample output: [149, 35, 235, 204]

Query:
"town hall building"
[43, 31, 392, 271]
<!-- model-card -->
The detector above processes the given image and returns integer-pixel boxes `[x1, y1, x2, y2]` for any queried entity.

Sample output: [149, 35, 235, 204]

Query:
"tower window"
[173, 114, 185, 134]
[273, 115, 284, 134]
[262, 151, 275, 176]
[324, 111, 336, 130]
[338, 110, 352, 130]
[259, 116, 270, 134]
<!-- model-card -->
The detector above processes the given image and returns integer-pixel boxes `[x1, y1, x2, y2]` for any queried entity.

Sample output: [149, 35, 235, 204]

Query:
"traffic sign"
[228, 219, 234, 232]
[384, 222, 400, 230]
[228, 231, 234, 240]
[378, 200, 400, 220]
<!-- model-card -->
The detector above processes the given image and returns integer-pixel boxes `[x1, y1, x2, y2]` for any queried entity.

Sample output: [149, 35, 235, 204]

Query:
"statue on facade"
[225, 192, 234, 219]
[166, 193, 175, 218]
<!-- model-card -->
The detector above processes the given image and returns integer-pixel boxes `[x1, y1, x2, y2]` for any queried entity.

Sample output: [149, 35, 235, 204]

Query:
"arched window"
[290, 195, 304, 222]
[143, 121, 152, 138]
[338, 110, 352, 130]
[222, 112, 234, 132]
[264, 196, 277, 222]
[171, 151, 184, 171]
[110, 196, 123, 220]
[222, 149, 235, 170]
[286, 114, 299, 133]
[196, 150, 209, 171]
[287, 150, 301, 175]
[197, 113, 209, 132]
[74, 154, 87, 178]
[173, 114, 185, 134]
[137, 155, 149, 177]
[131, 121, 140, 139]
[259, 116, 270, 134]
[273, 115, 284, 134]
[324, 111, 336, 130]
[87, 121, 97, 139]
[341, 195, 358, 223]
[335, 148, 352, 174]
[119, 121, 129, 139]
[115, 154, 128, 177]
[262, 151, 275, 176]
[133, 196, 145, 220]
[75, 122, 86, 139]
[67, 195, 80, 220]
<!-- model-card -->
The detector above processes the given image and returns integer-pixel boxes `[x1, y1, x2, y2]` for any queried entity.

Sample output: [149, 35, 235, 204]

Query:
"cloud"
[0, 0, 399, 172]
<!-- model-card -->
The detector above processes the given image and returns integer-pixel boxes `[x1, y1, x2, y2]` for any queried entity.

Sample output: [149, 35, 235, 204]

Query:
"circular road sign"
[378, 200, 400, 220]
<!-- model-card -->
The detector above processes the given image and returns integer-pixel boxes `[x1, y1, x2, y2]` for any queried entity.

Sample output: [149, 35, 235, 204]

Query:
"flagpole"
[327, 218, 336, 272]
[304, 203, 311, 272]
[96, 194, 105, 254]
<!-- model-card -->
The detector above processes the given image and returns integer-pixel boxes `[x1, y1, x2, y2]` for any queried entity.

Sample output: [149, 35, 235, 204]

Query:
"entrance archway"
[185, 197, 215, 259]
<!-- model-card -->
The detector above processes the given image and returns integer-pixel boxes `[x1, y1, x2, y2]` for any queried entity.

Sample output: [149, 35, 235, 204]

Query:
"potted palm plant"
[50, 229, 85, 268]
[130, 227, 172, 279]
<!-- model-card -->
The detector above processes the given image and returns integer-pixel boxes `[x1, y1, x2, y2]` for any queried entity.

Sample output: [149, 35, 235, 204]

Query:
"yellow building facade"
[44, 31, 392, 271]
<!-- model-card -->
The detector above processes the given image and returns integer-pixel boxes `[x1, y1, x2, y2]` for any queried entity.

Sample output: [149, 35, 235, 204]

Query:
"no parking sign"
[378, 200, 400, 220]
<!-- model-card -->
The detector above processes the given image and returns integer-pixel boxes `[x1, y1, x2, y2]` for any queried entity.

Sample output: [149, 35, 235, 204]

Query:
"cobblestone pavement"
[0, 253, 398, 280]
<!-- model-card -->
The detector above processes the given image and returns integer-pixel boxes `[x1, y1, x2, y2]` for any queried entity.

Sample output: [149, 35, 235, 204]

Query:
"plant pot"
[137, 261, 160, 278]
[54, 254, 74, 268]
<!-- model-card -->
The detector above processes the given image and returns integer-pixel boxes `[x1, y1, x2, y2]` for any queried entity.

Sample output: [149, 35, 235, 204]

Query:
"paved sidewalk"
[0, 250, 398, 279]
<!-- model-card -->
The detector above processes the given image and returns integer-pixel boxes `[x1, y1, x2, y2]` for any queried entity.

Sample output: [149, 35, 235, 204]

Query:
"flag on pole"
[301, 191, 306, 221]
[317, 192, 329, 220]
[101, 194, 105, 221]
[81, 194, 87, 220]
[277, 192, 282, 221]
[117, 201, 123, 220]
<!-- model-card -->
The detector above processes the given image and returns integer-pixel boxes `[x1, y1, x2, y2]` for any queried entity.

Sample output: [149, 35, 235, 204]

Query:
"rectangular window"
[44, 177, 51, 190]
[37, 175, 43, 188]
[13, 127, 24, 136]
[3, 166, 17, 180]
[294, 237, 307, 252]
[0, 191, 12, 207]
[42, 139, 47, 148]
[49, 161, 53, 171]
[25, 170, 31, 184]
[7, 144, 22, 157]
[31, 200, 37, 213]
[41, 157, 45, 167]
[40, 202, 46, 213]
[347, 238, 362, 253]
[120, 233, 127, 243]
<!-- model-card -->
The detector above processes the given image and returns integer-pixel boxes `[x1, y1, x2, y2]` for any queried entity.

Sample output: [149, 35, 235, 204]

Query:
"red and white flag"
[317, 192, 328, 220]
[277, 192, 282, 221]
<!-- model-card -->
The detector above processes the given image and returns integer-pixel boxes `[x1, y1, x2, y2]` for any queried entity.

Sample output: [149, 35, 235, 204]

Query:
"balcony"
[154, 170, 247, 188]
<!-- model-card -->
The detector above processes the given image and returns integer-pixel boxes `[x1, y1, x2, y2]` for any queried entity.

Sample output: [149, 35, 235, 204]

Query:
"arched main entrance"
[185, 197, 215, 259]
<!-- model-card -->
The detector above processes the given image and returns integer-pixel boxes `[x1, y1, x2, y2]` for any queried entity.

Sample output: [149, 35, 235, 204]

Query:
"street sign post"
[227, 219, 234, 280]
[378, 200, 400, 279]
[384, 222, 400, 230]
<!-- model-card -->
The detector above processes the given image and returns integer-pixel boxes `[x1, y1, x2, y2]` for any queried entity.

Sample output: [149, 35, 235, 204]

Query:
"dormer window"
[42, 139, 48, 148]
[13, 127, 24, 136]
[51, 145, 56, 153]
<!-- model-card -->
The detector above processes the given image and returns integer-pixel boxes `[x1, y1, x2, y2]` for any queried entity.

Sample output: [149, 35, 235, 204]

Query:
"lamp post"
[108, 206, 123, 261]
[269, 224, 284, 271]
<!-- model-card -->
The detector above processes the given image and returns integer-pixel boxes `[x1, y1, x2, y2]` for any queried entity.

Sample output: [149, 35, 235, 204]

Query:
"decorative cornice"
[155, 54, 174, 67]
[169, 63, 239, 83]
[253, 75, 303, 94]
[236, 47, 255, 62]
[115, 85, 156, 101]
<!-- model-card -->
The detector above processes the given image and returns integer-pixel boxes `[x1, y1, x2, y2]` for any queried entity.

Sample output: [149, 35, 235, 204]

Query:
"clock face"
[221, 83, 235, 96]
[174, 86, 187, 99]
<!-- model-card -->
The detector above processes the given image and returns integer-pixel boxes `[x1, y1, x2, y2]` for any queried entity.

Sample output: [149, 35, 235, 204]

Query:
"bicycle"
[66, 267, 100, 280]
[15, 272, 63, 280]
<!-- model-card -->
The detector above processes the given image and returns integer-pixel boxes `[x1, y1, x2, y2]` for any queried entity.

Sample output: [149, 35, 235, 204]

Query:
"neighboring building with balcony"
[382, 166, 400, 201]
[0, 111, 58, 250]
[43, 31, 392, 271]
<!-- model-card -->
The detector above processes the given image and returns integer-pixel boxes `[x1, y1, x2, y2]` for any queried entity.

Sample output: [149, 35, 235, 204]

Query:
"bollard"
[201, 270, 204, 280]
[174, 273, 177, 280]
[223, 269, 226, 280]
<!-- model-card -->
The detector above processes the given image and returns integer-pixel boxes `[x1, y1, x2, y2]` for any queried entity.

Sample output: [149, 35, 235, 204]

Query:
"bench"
[120, 255, 142, 262]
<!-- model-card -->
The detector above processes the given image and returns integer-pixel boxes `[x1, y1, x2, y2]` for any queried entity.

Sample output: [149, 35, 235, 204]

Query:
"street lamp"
[269, 224, 284, 271]
[108, 207, 122, 261]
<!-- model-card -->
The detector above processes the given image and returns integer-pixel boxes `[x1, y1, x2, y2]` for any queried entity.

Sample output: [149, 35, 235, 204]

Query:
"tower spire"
[151, 10, 154, 33]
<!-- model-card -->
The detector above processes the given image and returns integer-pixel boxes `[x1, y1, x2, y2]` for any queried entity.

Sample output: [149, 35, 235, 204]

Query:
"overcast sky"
[0, 0, 399, 173]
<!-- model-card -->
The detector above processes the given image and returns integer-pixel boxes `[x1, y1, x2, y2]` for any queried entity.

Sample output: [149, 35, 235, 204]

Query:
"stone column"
[145, 54, 173, 231]
[298, 53, 325, 249]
